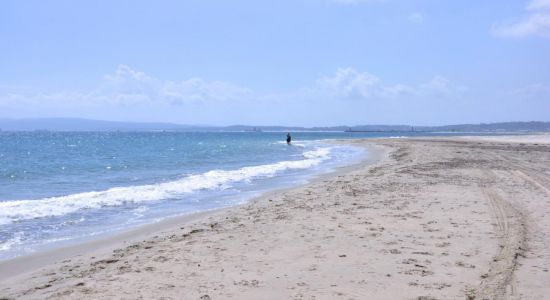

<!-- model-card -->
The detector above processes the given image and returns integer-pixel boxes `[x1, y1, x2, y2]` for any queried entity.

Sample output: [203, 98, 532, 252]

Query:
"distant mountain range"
[0, 118, 549, 132]
[0, 118, 196, 132]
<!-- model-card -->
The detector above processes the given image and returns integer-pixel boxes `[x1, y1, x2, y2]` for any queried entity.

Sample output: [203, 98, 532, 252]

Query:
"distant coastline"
[1, 118, 549, 133]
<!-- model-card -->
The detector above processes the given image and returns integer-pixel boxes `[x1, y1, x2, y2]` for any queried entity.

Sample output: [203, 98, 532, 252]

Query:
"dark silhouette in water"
[286, 133, 292, 145]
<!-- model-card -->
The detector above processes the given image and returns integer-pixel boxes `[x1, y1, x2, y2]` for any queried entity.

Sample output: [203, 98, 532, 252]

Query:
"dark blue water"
[0, 131, 509, 259]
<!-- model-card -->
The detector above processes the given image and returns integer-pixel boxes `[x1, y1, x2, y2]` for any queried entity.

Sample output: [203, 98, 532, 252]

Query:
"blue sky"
[1, 0, 549, 126]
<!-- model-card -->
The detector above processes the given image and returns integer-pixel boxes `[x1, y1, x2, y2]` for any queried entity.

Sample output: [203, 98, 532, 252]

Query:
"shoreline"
[1, 135, 549, 299]
[0, 143, 387, 281]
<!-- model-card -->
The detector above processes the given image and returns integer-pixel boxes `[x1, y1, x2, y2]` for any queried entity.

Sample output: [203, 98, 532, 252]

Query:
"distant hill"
[0, 118, 196, 132]
[414, 121, 550, 132]
[0, 118, 549, 132]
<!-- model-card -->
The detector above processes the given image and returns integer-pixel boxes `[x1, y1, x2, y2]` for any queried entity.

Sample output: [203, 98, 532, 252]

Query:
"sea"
[0, 131, 507, 260]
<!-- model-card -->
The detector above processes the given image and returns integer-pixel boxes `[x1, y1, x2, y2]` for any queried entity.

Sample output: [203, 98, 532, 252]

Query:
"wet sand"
[1, 136, 549, 299]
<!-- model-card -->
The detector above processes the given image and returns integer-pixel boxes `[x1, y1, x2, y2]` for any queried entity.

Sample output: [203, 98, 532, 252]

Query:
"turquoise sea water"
[0, 131, 506, 259]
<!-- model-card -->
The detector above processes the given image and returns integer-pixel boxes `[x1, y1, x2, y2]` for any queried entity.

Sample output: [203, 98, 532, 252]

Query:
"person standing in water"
[286, 133, 292, 144]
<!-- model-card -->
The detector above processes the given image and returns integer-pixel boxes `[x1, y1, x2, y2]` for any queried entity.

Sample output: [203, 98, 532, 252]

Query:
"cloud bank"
[0, 65, 476, 124]
[493, 0, 550, 38]
[102, 65, 254, 104]
[310, 68, 462, 100]
[0, 65, 254, 109]
[0, 65, 464, 109]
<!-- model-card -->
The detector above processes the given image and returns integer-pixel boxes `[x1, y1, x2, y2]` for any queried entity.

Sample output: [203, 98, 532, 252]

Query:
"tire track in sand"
[470, 169, 527, 300]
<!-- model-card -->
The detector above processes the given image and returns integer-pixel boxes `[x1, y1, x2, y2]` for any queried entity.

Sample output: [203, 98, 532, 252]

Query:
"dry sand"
[1, 136, 550, 299]
[458, 134, 550, 145]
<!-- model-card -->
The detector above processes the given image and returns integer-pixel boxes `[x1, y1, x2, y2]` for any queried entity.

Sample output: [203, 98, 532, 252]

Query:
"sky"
[1, 0, 549, 126]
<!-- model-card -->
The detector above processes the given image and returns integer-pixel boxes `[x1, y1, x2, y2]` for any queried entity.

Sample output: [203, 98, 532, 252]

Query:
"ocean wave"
[0, 232, 23, 251]
[0, 147, 332, 225]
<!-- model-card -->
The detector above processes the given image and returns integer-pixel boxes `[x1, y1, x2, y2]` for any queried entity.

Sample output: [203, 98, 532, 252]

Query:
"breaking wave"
[0, 147, 331, 225]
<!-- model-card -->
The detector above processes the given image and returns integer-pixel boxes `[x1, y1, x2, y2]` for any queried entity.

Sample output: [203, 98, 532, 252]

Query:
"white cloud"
[420, 76, 457, 96]
[104, 64, 153, 84]
[510, 83, 550, 97]
[310, 68, 462, 100]
[528, 0, 550, 10]
[314, 68, 381, 98]
[104, 65, 254, 104]
[493, 0, 550, 38]
[0, 65, 466, 120]
[408, 12, 424, 24]
[0, 65, 255, 108]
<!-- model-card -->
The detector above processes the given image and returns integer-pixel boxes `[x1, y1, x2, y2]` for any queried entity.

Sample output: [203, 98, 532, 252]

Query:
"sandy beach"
[1, 135, 550, 299]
